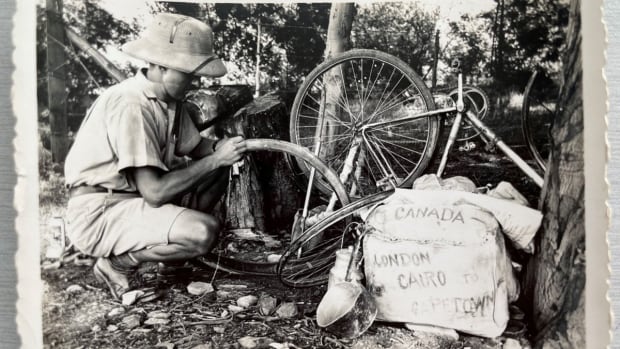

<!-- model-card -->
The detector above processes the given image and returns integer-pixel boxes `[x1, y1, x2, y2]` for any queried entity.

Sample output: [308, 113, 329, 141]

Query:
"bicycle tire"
[521, 70, 555, 173]
[277, 190, 393, 287]
[197, 139, 351, 277]
[447, 85, 492, 141]
[290, 49, 439, 197]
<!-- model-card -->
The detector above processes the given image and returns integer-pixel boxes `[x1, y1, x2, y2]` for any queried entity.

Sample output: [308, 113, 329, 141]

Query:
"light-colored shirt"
[64, 69, 203, 192]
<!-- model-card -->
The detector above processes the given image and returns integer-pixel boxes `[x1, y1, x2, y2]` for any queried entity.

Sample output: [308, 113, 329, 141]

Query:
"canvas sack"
[362, 189, 540, 338]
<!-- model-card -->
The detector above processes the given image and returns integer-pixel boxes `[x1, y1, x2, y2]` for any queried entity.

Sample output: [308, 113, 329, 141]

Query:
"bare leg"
[130, 209, 220, 263]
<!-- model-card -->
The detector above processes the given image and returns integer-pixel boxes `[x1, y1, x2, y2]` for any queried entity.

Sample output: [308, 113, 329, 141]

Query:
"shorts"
[66, 193, 187, 257]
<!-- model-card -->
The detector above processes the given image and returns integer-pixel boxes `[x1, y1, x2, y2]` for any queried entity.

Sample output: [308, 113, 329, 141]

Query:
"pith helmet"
[122, 13, 227, 77]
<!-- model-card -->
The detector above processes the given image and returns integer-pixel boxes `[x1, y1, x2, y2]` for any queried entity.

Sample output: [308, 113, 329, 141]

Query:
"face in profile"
[162, 68, 194, 100]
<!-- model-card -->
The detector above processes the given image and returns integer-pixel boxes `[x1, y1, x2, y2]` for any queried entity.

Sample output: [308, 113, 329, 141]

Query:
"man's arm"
[188, 137, 219, 159]
[129, 136, 246, 207]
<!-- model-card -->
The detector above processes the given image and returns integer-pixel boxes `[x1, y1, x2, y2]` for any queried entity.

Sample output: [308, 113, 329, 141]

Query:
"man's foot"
[157, 261, 193, 281]
[93, 258, 131, 300]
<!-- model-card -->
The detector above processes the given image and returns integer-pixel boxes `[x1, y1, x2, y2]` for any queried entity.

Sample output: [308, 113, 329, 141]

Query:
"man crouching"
[64, 13, 245, 300]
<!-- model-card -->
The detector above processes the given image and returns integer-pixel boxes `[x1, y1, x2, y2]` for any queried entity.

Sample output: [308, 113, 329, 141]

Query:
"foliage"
[37, 0, 140, 132]
[158, 2, 331, 90]
[482, 0, 570, 88]
[351, 3, 438, 76]
[443, 14, 493, 84]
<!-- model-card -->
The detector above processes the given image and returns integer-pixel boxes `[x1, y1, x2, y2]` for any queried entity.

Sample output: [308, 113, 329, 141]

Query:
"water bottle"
[328, 246, 363, 289]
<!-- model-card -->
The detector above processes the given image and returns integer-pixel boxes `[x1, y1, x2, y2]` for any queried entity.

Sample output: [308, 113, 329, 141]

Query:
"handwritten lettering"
[410, 293, 495, 317]
[398, 271, 447, 289]
[382, 206, 465, 223]
[372, 252, 431, 268]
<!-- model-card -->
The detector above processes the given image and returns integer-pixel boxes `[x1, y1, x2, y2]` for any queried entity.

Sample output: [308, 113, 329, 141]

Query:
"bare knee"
[170, 211, 221, 255]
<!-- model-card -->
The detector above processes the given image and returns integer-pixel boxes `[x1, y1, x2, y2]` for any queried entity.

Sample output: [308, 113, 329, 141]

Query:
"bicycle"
[289, 49, 544, 201]
[198, 49, 548, 288]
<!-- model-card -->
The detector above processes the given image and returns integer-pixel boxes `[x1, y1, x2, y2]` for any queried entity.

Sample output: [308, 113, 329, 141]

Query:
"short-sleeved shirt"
[64, 69, 204, 191]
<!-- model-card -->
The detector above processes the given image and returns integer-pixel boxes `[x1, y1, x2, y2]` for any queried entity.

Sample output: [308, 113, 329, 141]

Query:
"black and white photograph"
[16, 0, 607, 347]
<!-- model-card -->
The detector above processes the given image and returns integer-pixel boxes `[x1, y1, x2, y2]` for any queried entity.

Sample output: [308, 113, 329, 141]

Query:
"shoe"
[93, 258, 130, 300]
[157, 261, 192, 276]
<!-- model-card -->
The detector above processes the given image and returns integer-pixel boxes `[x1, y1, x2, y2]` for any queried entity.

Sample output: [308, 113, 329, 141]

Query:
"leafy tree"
[482, 0, 570, 89]
[443, 14, 493, 85]
[351, 2, 438, 76]
[37, 0, 139, 133]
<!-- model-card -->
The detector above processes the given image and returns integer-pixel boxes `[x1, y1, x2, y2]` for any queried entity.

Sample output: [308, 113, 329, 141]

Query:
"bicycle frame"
[360, 76, 544, 188]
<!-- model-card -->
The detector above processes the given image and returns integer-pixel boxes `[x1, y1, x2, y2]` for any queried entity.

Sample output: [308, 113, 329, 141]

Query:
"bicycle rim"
[447, 85, 491, 141]
[196, 139, 351, 280]
[290, 49, 439, 197]
[521, 71, 556, 173]
[277, 190, 393, 287]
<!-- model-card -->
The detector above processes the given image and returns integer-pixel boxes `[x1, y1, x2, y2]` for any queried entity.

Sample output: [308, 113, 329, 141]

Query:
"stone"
[228, 305, 245, 313]
[107, 307, 126, 318]
[122, 290, 145, 306]
[258, 295, 278, 316]
[91, 325, 102, 333]
[66, 284, 84, 293]
[275, 302, 298, 319]
[144, 318, 171, 326]
[217, 290, 232, 299]
[131, 328, 153, 334]
[121, 314, 142, 329]
[237, 295, 258, 308]
[503, 338, 523, 349]
[155, 342, 175, 349]
[238, 336, 274, 349]
[191, 344, 213, 349]
[213, 326, 226, 334]
[266, 254, 281, 263]
[405, 323, 459, 340]
[187, 282, 214, 296]
[147, 311, 171, 319]
[218, 284, 248, 290]
[107, 325, 119, 332]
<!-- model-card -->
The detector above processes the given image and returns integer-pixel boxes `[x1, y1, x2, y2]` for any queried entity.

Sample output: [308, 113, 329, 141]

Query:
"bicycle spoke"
[300, 103, 352, 130]
[361, 60, 385, 110]
[349, 60, 364, 121]
[369, 131, 425, 156]
[303, 95, 353, 128]
[367, 73, 407, 123]
[365, 135, 400, 181]
[338, 64, 357, 123]
[369, 134, 419, 169]
[370, 127, 428, 144]
[314, 79, 357, 122]
[369, 87, 421, 120]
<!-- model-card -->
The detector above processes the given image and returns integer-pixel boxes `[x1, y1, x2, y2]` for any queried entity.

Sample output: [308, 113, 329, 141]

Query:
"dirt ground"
[40, 107, 542, 349]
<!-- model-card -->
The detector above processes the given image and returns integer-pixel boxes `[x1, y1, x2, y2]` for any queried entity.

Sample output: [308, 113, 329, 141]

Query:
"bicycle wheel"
[278, 190, 393, 287]
[522, 70, 557, 172]
[196, 139, 351, 279]
[290, 49, 439, 197]
[447, 85, 492, 141]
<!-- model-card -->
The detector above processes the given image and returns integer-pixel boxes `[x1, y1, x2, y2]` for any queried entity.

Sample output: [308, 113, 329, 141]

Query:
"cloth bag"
[362, 189, 541, 338]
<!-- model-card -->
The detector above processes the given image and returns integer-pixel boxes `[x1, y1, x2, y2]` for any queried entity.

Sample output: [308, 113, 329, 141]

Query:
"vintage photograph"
[33, 0, 595, 348]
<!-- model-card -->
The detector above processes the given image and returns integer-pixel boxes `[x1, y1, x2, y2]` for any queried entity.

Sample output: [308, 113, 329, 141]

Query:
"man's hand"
[213, 136, 247, 167]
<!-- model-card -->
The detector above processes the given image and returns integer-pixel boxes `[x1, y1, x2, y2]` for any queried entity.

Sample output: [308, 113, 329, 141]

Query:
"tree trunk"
[524, 0, 584, 347]
[46, 0, 69, 162]
[220, 93, 301, 235]
[324, 3, 355, 59]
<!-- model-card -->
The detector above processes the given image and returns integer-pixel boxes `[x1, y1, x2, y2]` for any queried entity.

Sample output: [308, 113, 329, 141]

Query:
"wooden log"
[220, 93, 302, 235]
[523, 0, 585, 347]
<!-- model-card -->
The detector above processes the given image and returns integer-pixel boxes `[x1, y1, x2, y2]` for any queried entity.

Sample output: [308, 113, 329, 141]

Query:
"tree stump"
[523, 0, 585, 347]
[219, 93, 303, 235]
